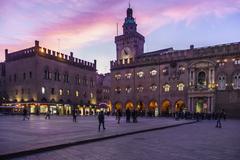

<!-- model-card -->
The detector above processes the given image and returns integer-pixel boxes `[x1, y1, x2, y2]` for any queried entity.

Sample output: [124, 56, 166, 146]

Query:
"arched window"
[163, 84, 170, 92]
[150, 69, 157, 76]
[177, 83, 185, 91]
[44, 68, 49, 79]
[54, 70, 60, 81]
[150, 84, 157, 91]
[64, 72, 69, 83]
[198, 71, 206, 86]
[218, 75, 226, 90]
[137, 71, 144, 78]
[233, 73, 240, 89]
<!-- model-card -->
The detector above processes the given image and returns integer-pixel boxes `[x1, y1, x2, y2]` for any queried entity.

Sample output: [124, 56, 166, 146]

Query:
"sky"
[0, 0, 240, 73]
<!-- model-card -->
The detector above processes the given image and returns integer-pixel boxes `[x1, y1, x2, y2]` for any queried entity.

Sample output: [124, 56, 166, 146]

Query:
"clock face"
[121, 47, 131, 56]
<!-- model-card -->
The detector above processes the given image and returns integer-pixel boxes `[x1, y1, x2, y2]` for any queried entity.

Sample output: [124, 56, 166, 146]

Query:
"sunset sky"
[0, 0, 240, 73]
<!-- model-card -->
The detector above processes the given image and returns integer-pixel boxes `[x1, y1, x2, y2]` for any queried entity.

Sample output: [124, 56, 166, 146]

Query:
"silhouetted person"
[216, 109, 225, 128]
[72, 109, 77, 122]
[45, 109, 51, 120]
[126, 108, 131, 123]
[132, 109, 137, 123]
[116, 109, 122, 124]
[196, 112, 200, 122]
[98, 111, 105, 131]
[23, 107, 29, 120]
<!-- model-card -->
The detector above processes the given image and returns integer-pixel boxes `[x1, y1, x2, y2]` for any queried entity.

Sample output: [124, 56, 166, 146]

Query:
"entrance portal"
[161, 100, 170, 116]
[115, 102, 122, 111]
[148, 100, 158, 117]
[175, 100, 185, 112]
[125, 101, 134, 110]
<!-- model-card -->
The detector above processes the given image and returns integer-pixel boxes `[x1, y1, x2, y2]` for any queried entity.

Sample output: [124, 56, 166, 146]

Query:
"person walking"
[23, 107, 29, 120]
[132, 109, 137, 123]
[72, 108, 77, 123]
[116, 109, 122, 124]
[216, 109, 225, 128]
[98, 110, 105, 132]
[126, 108, 131, 123]
[45, 109, 51, 120]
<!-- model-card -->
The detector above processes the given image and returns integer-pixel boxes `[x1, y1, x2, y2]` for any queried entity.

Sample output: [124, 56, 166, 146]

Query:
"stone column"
[207, 97, 210, 113]
[191, 97, 194, 112]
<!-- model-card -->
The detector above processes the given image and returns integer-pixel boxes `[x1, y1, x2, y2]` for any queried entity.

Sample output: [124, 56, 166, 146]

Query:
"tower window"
[41, 87, 46, 94]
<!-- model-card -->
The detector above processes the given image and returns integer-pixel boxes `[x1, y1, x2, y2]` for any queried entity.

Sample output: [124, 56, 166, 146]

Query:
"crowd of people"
[22, 106, 227, 130]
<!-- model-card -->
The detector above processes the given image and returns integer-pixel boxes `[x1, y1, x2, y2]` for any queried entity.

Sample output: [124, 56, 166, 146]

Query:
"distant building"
[110, 6, 240, 118]
[96, 73, 111, 112]
[0, 62, 6, 105]
[1, 41, 97, 115]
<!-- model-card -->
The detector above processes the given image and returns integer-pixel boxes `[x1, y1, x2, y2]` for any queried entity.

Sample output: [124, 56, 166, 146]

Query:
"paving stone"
[10, 120, 240, 160]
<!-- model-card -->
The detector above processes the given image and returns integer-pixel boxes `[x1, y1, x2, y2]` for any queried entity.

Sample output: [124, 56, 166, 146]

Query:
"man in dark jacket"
[23, 107, 29, 120]
[98, 110, 105, 132]
[216, 109, 225, 128]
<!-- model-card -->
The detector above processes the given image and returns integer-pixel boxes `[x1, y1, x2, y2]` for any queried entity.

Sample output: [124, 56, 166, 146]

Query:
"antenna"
[129, 0, 131, 8]
[117, 23, 119, 36]
[57, 38, 61, 52]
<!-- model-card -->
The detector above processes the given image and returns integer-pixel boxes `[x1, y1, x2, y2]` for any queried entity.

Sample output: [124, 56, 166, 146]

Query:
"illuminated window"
[217, 60, 225, 66]
[41, 87, 46, 94]
[125, 73, 132, 79]
[115, 73, 121, 80]
[137, 71, 144, 78]
[177, 83, 185, 91]
[232, 73, 240, 89]
[75, 90, 79, 97]
[163, 84, 170, 92]
[90, 92, 94, 98]
[178, 65, 185, 73]
[162, 67, 169, 75]
[150, 70, 157, 76]
[218, 75, 226, 90]
[59, 89, 63, 96]
[137, 85, 144, 92]
[233, 58, 240, 65]
[150, 84, 157, 91]
[115, 87, 121, 94]
[125, 86, 132, 93]
[67, 90, 70, 96]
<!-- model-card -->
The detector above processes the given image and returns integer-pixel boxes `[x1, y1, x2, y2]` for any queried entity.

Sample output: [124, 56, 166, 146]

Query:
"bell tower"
[115, 4, 145, 63]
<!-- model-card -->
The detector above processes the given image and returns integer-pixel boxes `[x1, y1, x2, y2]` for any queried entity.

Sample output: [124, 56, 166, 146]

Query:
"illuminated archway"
[175, 100, 185, 112]
[125, 101, 134, 110]
[136, 101, 145, 111]
[148, 100, 158, 111]
[115, 102, 122, 110]
[161, 100, 171, 115]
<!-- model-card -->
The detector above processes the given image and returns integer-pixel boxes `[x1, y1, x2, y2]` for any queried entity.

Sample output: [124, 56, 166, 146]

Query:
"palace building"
[110, 6, 240, 118]
[0, 41, 97, 115]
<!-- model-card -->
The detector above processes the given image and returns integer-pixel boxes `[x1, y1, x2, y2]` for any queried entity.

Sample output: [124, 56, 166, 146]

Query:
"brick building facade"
[1, 41, 97, 115]
[110, 6, 240, 118]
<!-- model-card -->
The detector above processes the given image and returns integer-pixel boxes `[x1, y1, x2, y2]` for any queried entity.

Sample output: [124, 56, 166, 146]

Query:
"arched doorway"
[161, 100, 171, 116]
[125, 101, 134, 110]
[175, 100, 185, 112]
[136, 101, 145, 116]
[115, 102, 122, 111]
[148, 100, 158, 117]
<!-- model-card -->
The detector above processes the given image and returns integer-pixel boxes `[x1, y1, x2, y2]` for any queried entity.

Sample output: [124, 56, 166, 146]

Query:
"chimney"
[94, 60, 97, 67]
[190, 45, 194, 50]
[70, 52, 73, 57]
[5, 49, 8, 60]
[35, 40, 39, 47]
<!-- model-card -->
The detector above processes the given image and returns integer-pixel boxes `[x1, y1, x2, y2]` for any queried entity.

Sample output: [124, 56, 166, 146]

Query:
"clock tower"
[115, 5, 145, 63]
